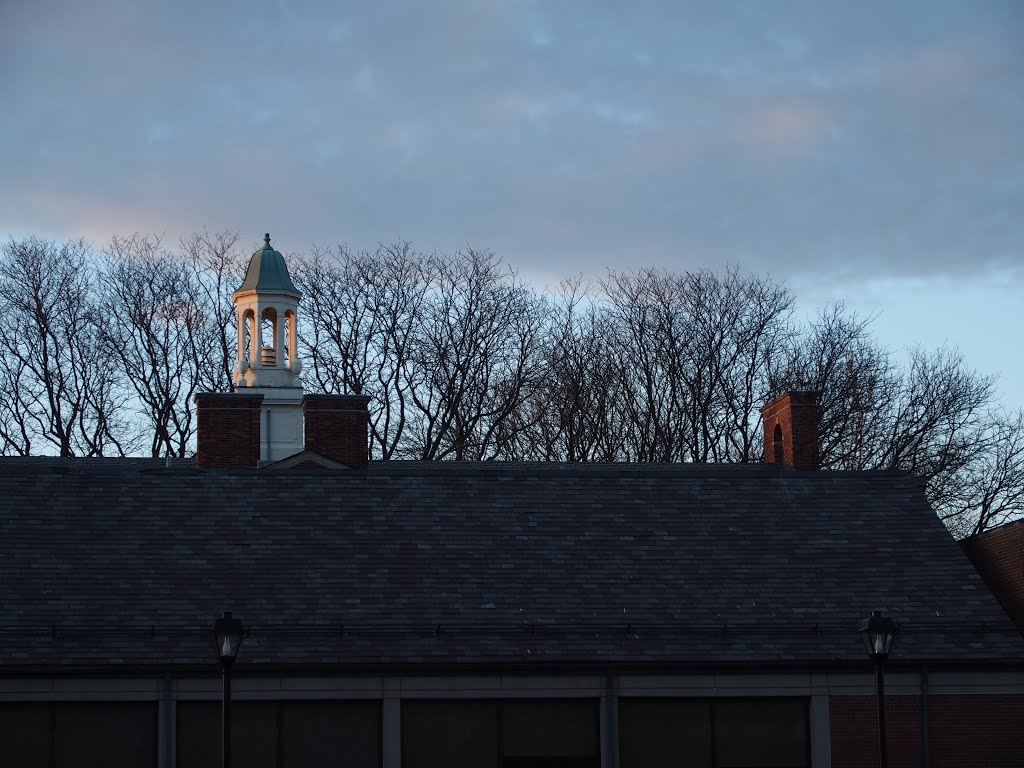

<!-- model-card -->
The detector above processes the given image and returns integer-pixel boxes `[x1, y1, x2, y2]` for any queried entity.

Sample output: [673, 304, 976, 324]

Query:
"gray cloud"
[1, 0, 1021, 285]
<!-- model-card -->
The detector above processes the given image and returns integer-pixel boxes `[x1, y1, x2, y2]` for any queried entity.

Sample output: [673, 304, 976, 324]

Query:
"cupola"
[232, 234, 302, 389]
[229, 233, 305, 463]
[195, 232, 372, 469]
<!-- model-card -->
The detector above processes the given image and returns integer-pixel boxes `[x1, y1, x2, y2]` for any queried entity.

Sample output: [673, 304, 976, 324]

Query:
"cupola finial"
[264, 233, 271, 247]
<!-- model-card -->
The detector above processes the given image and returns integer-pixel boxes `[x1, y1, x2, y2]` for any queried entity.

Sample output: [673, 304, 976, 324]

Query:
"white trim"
[3, 669, 1023, 701]
[810, 693, 831, 768]
[382, 696, 401, 768]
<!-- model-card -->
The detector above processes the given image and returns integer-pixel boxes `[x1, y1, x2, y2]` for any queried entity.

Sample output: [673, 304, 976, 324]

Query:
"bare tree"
[181, 229, 246, 393]
[678, 267, 794, 463]
[0, 345, 34, 453]
[939, 408, 1024, 537]
[774, 304, 899, 469]
[601, 269, 690, 462]
[5, 230, 1022, 535]
[775, 305, 1024, 534]
[878, 346, 994, 477]
[505, 279, 625, 462]
[600, 267, 793, 463]
[0, 237, 130, 456]
[405, 248, 549, 460]
[296, 242, 434, 459]
[100, 234, 214, 457]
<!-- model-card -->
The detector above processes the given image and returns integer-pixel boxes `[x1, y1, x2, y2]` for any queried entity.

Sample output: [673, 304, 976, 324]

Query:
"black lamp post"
[213, 611, 244, 768]
[859, 610, 897, 768]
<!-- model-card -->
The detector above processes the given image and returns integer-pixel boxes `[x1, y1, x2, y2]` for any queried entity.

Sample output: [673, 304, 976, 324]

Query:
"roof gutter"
[1, 657, 1021, 679]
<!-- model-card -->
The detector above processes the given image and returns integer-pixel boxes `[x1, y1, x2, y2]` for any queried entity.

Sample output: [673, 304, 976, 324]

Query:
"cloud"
[735, 101, 835, 156]
[0, 0, 1021, 287]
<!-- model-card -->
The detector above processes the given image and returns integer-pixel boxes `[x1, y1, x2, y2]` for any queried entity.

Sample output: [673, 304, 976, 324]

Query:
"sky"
[2, 0, 1022, 409]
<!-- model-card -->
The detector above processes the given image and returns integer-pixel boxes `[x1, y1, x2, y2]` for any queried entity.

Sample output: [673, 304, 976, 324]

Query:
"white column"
[236, 313, 246, 369]
[158, 673, 174, 768]
[288, 311, 298, 369]
[252, 306, 263, 367]
[810, 693, 832, 767]
[382, 690, 401, 768]
[276, 307, 286, 367]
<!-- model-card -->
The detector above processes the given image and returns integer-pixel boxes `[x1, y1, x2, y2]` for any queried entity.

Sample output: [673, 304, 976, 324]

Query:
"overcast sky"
[2, 1, 1022, 407]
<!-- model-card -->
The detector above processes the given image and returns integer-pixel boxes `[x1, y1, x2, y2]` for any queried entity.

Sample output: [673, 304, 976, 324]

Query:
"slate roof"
[1, 458, 1021, 672]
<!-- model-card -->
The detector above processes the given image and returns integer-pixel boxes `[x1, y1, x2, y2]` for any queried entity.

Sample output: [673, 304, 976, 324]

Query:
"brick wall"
[830, 693, 1024, 768]
[830, 694, 922, 768]
[761, 390, 821, 470]
[962, 521, 1024, 630]
[927, 694, 1024, 766]
[194, 393, 263, 469]
[302, 394, 371, 469]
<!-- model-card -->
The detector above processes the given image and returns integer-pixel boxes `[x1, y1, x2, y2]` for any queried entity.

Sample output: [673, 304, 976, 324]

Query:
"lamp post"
[859, 610, 897, 768]
[212, 611, 244, 768]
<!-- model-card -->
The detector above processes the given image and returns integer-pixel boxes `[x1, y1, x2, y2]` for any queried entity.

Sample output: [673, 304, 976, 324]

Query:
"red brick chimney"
[194, 393, 264, 469]
[762, 390, 821, 470]
[302, 394, 371, 469]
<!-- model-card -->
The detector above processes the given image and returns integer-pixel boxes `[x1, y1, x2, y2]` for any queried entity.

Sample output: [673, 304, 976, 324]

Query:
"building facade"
[2, 237, 1022, 767]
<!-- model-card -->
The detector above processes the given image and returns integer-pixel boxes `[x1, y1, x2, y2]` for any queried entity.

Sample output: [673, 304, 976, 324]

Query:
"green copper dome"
[235, 233, 300, 294]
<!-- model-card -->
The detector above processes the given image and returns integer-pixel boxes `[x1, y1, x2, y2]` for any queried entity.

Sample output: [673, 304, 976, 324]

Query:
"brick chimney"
[302, 394, 371, 469]
[762, 390, 821, 470]
[195, 393, 264, 469]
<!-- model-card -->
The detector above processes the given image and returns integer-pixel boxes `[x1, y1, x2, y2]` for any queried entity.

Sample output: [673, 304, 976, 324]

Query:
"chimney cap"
[765, 389, 822, 407]
[302, 393, 372, 408]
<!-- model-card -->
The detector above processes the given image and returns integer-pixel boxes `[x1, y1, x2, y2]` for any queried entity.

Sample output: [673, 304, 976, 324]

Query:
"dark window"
[403, 699, 598, 768]
[402, 700, 499, 768]
[176, 700, 381, 768]
[503, 699, 599, 767]
[283, 702, 381, 768]
[0, 702, 157, 768]
[619, 699, 712, 768]
[0, 704, 50, 768]
[713, 699, 808, 768]
[175, 701, 219, 767]
[55, 703, 157, 768]
[619, 698, 809, 768]
[230, 702, 278, 768]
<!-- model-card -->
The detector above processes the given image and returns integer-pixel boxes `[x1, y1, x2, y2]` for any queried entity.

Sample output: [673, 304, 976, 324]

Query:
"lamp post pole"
[213, 611, 244, 768]
[223, 657, 232, 768]
[874, 655, 888, 768]
[859, 610, 897, 768]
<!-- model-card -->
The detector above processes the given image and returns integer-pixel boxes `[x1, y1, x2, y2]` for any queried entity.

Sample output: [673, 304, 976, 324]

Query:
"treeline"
[1, 233, 1021, 537]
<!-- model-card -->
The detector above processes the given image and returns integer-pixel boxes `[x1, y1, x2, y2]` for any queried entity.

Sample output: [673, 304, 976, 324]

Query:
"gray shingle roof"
[1, 458, 1021, 670]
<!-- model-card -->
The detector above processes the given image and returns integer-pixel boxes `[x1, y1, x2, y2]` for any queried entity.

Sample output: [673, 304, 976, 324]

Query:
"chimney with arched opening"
[762, 390, 821, 470]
